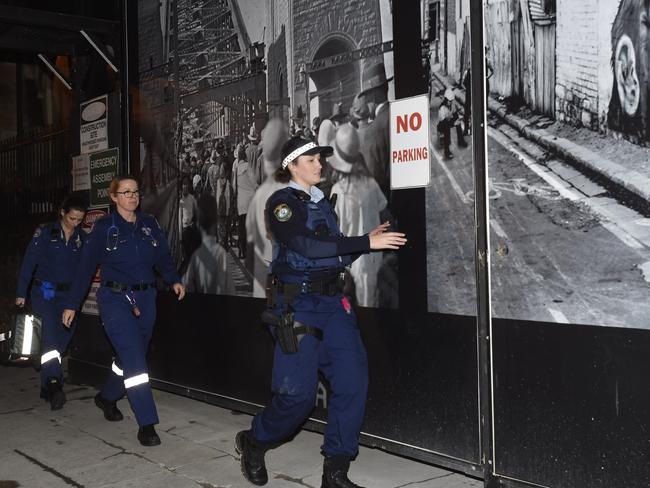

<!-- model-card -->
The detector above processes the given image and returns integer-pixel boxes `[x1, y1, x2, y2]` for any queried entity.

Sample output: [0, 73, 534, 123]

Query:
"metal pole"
[120, 0, 131, 174]
[469, 2, 497, 487]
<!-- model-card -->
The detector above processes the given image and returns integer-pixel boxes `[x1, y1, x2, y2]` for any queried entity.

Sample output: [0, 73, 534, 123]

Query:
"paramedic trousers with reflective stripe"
[97, 287, 158, 426]
[252, 293, 369, 458]
[31, 290, 76, 387]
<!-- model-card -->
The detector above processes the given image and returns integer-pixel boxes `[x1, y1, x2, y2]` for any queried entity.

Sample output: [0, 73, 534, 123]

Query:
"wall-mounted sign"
[72, 154, 91, 191]
[80, 94, 108, 154]
[389, 94, 431, 189]
[89, 148, 119, 207]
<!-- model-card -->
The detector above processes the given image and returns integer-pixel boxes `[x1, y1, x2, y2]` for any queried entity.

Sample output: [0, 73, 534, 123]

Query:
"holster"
[260, 309, 323, 355]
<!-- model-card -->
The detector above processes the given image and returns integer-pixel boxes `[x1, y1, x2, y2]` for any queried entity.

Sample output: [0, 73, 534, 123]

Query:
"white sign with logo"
[80, 94, 108, 154]
[72, 154, 91, 191]
[389, 94, 431, 189]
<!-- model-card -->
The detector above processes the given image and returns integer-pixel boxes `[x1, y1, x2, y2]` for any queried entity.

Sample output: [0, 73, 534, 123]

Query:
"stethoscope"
[105, 213, 158, 251]
[105, 214, 120, 251]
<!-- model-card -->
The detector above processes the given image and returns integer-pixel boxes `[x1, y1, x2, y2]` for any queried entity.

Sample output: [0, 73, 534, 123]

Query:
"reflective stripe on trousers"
[41, 350, 61, 365]
[124, 373, 149, 389]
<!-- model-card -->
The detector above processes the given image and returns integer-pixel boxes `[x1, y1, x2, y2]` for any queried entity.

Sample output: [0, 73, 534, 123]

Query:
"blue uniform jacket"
[16, 221, 86, 298]
[65, 210, 181, 310]
[267, 186, 370, 281]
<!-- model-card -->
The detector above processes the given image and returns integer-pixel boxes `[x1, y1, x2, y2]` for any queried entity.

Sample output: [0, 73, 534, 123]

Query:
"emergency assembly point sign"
[89, 148, 119, 207]
[389, 94, 431, 189]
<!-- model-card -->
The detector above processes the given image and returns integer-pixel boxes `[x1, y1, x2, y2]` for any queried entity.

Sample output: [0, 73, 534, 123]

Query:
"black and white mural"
[136, 0, 397, 308]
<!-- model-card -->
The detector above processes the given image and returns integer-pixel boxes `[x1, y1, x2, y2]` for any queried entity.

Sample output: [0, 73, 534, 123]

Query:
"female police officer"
[16, 195, 87, 410]
[236, 137, 407, 488]
[62, 175, 185, 446]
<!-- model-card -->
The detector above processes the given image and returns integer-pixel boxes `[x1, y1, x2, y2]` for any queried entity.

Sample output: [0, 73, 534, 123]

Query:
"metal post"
[469, 2, 497, 487]
[120, 0, 131, 174]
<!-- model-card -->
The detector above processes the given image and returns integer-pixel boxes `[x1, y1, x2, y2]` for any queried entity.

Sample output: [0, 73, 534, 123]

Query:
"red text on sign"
[396, 112, 423, 133]
[392, 146, 428, 163]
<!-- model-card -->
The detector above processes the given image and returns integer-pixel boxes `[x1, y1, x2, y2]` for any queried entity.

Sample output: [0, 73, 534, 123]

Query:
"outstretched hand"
[369, 221, 407, 251]
[369, 221, 391, 237]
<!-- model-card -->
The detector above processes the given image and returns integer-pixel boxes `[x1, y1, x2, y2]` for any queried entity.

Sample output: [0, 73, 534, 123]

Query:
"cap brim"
[303, 145, 333, 158]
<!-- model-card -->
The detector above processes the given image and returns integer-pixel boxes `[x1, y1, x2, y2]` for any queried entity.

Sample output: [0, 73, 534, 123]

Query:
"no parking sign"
[389, 94, 431, 189]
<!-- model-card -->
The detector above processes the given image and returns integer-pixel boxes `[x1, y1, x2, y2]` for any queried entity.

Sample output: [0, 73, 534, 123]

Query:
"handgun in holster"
[260, 309, 323, 355]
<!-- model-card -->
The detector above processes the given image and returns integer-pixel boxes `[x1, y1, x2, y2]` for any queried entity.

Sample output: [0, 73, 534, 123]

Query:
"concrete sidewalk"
[431, 70, 650, 205]
[0, 363, 481, 488]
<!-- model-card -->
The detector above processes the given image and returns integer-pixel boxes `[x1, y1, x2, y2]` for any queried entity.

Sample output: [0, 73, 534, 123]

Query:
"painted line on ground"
[488, 127, 579, 202]
[488, 126, 647, 251]
[430, 142, 471, 205]
[547, 308, 569, 324]
[490, 218, 509, 240]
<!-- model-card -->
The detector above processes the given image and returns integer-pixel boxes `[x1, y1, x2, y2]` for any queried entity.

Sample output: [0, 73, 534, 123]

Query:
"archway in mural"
[309, 36, 360, 120]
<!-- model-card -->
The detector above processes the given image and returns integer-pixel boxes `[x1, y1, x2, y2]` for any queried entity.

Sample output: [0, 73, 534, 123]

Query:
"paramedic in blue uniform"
[236, 137, 407, 488]
[62, 175, 185, 447]
[15, 195, 87, 410]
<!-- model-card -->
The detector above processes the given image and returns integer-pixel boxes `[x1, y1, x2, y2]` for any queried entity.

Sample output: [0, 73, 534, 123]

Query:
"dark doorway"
[309, 36, 360, 118]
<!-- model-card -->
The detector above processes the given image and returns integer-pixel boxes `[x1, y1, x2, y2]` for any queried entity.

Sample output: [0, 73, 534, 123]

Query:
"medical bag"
[0, 310, 42, 362]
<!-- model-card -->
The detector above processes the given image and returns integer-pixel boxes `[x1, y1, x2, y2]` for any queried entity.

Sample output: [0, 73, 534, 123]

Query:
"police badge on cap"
[280, 137, 333, 169]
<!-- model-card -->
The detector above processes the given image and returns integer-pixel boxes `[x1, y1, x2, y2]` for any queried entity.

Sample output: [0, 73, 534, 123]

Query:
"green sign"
[89, 148, 119, 207]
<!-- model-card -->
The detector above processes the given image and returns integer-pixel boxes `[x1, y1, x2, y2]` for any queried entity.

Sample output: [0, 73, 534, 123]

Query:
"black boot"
[137, 424, 161, 446]
[321, 456, 365, 488]
[41, 378, 66, 411]
[235, 430, 268, 486]
[94, 393, 124, 421]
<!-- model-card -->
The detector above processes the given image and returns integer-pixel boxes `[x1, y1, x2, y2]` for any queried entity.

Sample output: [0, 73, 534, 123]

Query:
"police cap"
[281, 136, 333, 169]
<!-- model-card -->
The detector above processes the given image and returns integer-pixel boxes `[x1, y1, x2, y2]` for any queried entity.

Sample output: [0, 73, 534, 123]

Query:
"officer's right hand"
[15, 297, 25, 307]
[62, 309, 76, 328]
[369, 231, 407, 250]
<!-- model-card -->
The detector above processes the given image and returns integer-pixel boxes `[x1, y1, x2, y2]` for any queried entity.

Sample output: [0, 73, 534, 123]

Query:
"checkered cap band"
[281, 142, 317, 169]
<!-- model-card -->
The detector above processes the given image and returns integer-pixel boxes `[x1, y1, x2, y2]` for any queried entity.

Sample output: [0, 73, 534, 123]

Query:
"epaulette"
[288, 188, 311, 202]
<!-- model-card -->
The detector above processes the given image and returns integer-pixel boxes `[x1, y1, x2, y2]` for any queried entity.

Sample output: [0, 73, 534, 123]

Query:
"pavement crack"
[273, 473, 316, 488]
[13, 449, 85, 487]
[0, 407, 34, 415]
[394, 472, 454, 487]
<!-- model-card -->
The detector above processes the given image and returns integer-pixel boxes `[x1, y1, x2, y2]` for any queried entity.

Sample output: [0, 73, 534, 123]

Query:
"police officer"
[236, 137, 407, 487]
[62, 175, 185, 446]
[16, 195, 87, 410]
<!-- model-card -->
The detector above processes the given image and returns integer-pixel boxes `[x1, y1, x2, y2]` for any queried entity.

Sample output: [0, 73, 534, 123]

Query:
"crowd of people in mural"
[176, 61, 397, 308]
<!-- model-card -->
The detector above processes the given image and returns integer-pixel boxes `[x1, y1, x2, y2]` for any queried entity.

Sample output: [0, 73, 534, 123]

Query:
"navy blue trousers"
[252, 293, 369, 458]
[31, 290, 76, 387]
[97, 287, 158, 427]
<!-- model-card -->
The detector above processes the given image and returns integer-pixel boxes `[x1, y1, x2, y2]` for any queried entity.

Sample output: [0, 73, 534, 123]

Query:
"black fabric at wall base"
[69, 292, 481, 471]
[492, 317, 650, 487]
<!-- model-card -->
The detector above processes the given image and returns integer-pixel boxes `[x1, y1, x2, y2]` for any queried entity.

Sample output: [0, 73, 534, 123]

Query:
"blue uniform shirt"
[16, 221, 86, 298]
[65, 210, 181, 310]
[267, 184, 370, 281]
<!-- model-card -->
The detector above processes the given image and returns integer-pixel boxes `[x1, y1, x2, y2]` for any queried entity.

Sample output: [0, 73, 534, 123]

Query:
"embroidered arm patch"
[273, 203, 292, 222]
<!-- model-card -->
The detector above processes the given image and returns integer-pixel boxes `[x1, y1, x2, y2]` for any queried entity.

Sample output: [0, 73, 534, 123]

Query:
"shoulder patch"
[273, 203, 292, 222]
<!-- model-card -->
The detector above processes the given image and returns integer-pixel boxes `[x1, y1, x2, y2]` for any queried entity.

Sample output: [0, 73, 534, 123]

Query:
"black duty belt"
[33, 278, 70, 291]
[103, 281, 155, 293]
[271, 274, 345, 297]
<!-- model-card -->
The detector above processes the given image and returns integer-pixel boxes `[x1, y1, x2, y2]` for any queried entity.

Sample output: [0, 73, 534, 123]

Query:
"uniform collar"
[112, 208, 141, 225]
[288, 181, 325, 203]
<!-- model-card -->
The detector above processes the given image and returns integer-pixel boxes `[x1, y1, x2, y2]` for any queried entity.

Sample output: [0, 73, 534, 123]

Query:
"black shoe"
[321, 456, 365, 488]
[94, 393, 124, 422]
[235, 430, 268, 486]
[41, 378, 66, 411]
[137, 424, 161, 446]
